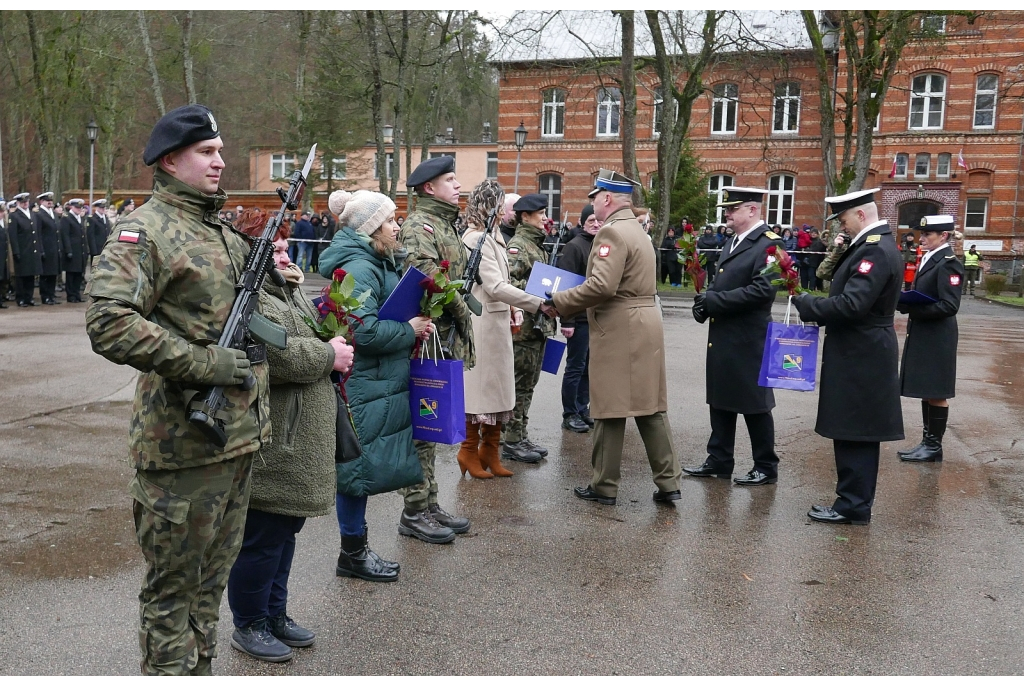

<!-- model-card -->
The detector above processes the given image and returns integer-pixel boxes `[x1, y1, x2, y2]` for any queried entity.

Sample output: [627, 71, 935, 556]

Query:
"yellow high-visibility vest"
[965, 251, 980, 267]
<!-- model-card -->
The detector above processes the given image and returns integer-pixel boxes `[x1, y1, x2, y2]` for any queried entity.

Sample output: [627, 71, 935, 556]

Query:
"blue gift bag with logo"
[409, 354, 466, 445]
[758, 298, 819, 392]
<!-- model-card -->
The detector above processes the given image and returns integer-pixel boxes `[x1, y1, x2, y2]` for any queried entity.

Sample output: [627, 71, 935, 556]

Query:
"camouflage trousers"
[130, 453, 254, 676]
[399, 440, 438, 512]
[504, 340, 544, 443]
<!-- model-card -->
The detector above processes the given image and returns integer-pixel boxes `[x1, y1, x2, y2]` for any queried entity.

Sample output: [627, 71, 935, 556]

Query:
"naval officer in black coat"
[687, 187, 782, 486]
[794, 188, 904, 525]
[34, 192, 62, 304]
[896, 214, 964, 463]
[9, 192, 42, 306]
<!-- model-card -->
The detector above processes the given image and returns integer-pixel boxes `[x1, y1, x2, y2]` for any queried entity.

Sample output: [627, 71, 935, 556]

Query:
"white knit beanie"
[328, 190, 396, 235]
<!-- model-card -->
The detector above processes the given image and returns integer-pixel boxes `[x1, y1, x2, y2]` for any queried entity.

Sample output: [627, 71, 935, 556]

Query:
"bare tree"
[137, 11, 166, 115]
[616, 11, 640, 203]
[182, 11, 197, 104]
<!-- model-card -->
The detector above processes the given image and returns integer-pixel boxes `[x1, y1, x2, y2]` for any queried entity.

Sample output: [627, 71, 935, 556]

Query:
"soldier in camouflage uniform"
[396, 155, 475, 544]
[85, 105, 270, 676]
[816, 228, 851, 284]
[503, 194, 557, 462]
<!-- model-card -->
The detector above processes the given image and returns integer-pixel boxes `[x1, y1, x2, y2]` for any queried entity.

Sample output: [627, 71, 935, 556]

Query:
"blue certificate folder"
[378, 266, 428, 321]
[525, 262, 585, 299]
[899, 290, 937, 305]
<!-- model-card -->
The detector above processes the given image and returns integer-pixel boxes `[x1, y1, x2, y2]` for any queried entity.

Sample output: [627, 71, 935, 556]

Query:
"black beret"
[407, 155, 456, 188]
[144, 104, 221, 166]
[513, 193, 547, 213]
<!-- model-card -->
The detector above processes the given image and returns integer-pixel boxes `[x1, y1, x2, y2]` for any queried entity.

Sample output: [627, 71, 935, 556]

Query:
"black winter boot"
[902, 405, 947, 463]
[898, 401, 930, 459]
[363, 524, 399, 572]
[337, 532, 399, 582]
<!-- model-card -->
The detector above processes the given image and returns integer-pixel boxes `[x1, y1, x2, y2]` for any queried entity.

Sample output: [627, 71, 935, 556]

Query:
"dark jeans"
[706, 407, 778, 477]
[227, 508, 305, 628]
[561, 321, 590, 417]
[800, 261, 819, 291]
[336, 493, 368, 537]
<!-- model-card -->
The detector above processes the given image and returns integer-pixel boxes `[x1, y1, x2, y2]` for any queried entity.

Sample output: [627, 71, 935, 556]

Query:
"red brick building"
[492, 11, 1024, 270]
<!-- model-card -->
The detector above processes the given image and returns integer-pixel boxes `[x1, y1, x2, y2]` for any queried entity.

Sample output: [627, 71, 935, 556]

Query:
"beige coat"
[552, 207, 667, 419]
[461, 227, 543, 415]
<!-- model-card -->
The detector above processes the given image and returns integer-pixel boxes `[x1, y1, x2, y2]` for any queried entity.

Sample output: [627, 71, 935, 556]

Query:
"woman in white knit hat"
[318, 190, 434, 579]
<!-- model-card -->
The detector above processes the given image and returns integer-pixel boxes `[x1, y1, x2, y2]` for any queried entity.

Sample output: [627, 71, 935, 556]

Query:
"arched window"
[773, 82, 800, 133]
[542, 88, 566, 137]
[708, 174, 734, 224]
[538, 174, 562, 222]
[909, 73, 946, 130]
[766, 174, 795, 227]
[711, 83, 738, 134]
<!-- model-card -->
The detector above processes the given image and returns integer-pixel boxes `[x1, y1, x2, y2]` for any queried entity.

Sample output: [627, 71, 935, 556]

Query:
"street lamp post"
[513, 120, 528, 194]
[86, 119, 99, 212]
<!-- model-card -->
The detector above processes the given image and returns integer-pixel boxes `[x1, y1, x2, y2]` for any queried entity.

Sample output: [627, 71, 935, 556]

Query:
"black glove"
[691, 293, 709, 324]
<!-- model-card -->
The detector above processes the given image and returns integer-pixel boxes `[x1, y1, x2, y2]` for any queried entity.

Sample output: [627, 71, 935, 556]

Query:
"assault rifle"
[188, 143, 317, 447]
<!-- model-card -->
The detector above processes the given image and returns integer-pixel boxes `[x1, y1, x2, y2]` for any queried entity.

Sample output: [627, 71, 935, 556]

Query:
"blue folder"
[541, 338, 566, 374]
[378, 265, 428, 321]
[898, 290, 937, 305]
[525, 262, 585, 299]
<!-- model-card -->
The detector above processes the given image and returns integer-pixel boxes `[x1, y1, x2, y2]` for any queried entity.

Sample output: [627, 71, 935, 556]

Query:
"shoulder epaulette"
[865, 235, 881, 244]
[764, 231, 781, 240]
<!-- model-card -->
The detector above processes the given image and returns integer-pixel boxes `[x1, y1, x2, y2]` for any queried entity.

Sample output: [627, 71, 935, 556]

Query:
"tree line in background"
[0, 10, 497, 202]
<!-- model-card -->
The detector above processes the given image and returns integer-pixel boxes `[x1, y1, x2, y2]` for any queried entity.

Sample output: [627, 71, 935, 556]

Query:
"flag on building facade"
[888, 154, 898, 179]
[957, 148, 967, 169]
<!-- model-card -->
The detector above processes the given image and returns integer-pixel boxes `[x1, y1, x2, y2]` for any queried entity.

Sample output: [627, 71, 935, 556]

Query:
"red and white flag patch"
[118, 230, 141, 244]
[598, 245, 611, 258]
[422, 223, 434, 234]
[507, 247, 519, 255]
[857, 260, 874, 274]
[950, 274, 961, 286]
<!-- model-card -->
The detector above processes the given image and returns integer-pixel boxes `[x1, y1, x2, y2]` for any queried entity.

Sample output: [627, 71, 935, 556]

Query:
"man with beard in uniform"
[549, 169, 681, 506]
[9, 193, 42, 306]
[59, 199, 90, 302]
[794, 188, 903, 525]
[396, 155, 474, 544]
[34, 192, 62, 304]
[686, 187, 782, 486]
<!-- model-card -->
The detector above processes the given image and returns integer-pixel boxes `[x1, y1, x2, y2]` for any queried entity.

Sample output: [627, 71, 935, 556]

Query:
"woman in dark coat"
[896, 216, 964, 463]
[319, 190, 433, 581]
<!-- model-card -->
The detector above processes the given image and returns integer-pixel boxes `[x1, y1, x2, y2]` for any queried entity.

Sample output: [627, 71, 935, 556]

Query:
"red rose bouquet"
[675, 224, 707, 293]
[304, 268, 371, 344]
[419, 259, 464, 319]
[761, 245, 805, 296]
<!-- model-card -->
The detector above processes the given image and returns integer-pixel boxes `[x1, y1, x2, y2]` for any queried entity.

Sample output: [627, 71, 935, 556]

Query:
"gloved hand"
[196, 345, 251, 386]
[691, 293, 709, 323]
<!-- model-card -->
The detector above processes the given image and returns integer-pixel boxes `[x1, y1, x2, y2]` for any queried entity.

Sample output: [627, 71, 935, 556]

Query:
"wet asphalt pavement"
[1, 286, 1023, 675]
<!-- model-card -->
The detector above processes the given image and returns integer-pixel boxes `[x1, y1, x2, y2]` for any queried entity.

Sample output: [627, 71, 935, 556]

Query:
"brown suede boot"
[457, 419, 492, 479]
[480, 422, 514, 477]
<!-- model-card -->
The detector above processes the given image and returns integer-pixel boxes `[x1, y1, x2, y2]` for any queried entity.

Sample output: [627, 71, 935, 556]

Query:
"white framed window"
[429, 151, 455, 162]
[767, 174, 795, 227]
[895, 153, 909, 178]
[922, 15, 946, 33]
[270, 154, 294, 180]
[321, 156, 346, 181]
[486, 152, 498, 179]
[870, 90, 881, 130]
[772, 82, 800, 133]
[596, 87, 621, 136]
[914, 153, 930, 179]
[711, 83, 738, 134]
[965, 197, 988, 231]
[909, 74, 946, 130]
[542, 88, 566, 137]
[974, 74, 998, 129]
[936, 153, 951, 178]
[708, 174, 734, 224]
[538, 173, 561, 220]
[374, 152, 395, 179]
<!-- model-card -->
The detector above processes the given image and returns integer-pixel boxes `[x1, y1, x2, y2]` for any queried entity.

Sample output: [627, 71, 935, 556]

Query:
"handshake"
[691, 293, 709, 324]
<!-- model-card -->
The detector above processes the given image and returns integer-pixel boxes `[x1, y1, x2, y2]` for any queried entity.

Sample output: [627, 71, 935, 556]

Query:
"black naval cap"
[825, 188, 878, 221]
[513, 193, 547, 213]
[919, 214, 955, 233]
[143, 104, 221, 166]
[406, 155, 456, 188]
[716, 186, 766, 207]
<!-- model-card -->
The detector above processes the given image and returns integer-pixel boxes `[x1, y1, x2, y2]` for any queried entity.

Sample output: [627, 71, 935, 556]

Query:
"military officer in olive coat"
[794, 189, 904, 525]
[550, 170, 681, 506]
[34, 192, 62, 304]
[687, 187, 782, 486]
[9, 193, 42, 306]
[896, 215, 964, 463]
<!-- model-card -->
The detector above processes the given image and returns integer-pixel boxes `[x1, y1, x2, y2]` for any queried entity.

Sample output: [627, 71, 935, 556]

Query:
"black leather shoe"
[562, 414, 590, 433]
[267, 614, 316, 648]
[573, 485, 615, 505]
[0, 302, 7, 308]
[428, 503, 470, 534]
[683, 459, 732, 479]
[807, 506, 869, 526]
[653, 489, 681, 504]
[398, 509, 455, 544]
[337, 533, 399, 582]
[502, 440, 542, 463]
[734, 469, 777, 486]
[578, 412, 594, 427]
[231, 619, 293, 662]
[364, 524, 399, 572]
[522, 438, 548, 457]
[17, 302, 29, 308]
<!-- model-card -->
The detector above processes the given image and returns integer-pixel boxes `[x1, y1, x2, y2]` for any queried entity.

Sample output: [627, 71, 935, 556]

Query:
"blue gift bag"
[409, 358, 466, 444]
[758, 298, 819, 392]
[541, 337, 566, 374]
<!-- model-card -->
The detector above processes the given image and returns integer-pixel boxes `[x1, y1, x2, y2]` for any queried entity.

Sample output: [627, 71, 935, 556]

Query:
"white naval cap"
[824, 188, 878, 221]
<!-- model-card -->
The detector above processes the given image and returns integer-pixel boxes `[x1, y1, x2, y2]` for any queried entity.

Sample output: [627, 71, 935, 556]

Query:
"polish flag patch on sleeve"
[598, 245, 611, 258]
[117, 230, 141, 244]
[950, 274, 961, 286]
[857, 260, 873, 274]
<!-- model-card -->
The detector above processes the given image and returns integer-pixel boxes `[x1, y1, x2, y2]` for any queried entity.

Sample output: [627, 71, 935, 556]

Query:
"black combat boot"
[337, 531, 399, 582]
[898, 401, 930, 460]
[398, 508, 456, 544]
[363, 524, 399, 572]
[428, 503, 470, 534]
[901, 405, 947, 463]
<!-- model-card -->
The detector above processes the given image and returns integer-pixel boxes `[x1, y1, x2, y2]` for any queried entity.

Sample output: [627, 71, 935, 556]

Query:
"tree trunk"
[802, 11, 839, 198]
[419, 11, 454, 164]
[295, 11, 312, 126]
[182, 11, 196, 104]
[389, 11, 410, 200]
[138, 11, 166, 115]
[618, 11, 640, 204]
[24, 11, 55, 192]
[365, 11, 388, 194]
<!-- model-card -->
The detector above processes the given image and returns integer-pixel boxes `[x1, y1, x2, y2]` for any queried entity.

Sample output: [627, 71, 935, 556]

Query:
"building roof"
[490, 10, 815, 65]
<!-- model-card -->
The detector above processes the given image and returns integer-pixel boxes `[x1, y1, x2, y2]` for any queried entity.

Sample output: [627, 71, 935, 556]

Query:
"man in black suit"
[9, 193, 42, 306]
[34, 192, 62, 304]
[794, 189, 904, 525]
[687, 187, 782, 486]
[60, 199, 90, 302]
[88, 199, 111, 266]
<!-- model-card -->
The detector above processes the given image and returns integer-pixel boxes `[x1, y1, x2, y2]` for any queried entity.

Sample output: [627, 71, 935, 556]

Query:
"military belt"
[246, 343, 267, 364]
[605, 296, 657, 310]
